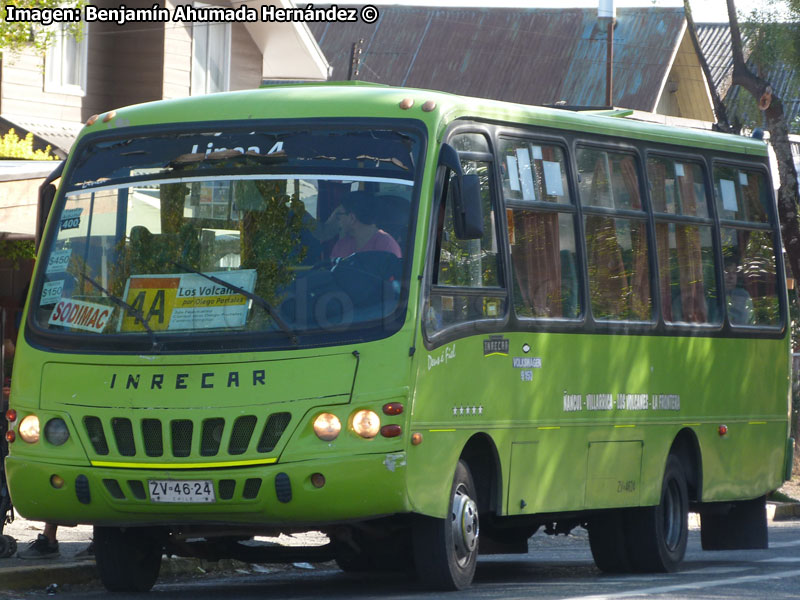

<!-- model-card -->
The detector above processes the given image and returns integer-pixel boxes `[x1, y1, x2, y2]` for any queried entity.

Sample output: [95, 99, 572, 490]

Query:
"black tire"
[627, 454, 689, 572]
[588, 511, 633, 573]
[412, 460, 479, 590]
[94, 526, 163, 592]
[0, 534, 16, 558]
[334, 530, 412, 573]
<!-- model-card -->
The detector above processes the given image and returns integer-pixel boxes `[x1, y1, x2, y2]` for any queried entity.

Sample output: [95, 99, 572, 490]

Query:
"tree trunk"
[726, 0, 800, 281]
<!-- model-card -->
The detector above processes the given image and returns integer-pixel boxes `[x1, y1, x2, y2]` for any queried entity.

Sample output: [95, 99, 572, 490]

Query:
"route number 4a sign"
[118, 270, 257, 332]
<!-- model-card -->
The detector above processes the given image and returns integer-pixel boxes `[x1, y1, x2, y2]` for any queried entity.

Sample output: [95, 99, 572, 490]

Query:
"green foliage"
[738, 1, 800, 133]
[0, 0, 85, 56]
[0, 238, 35, 267]
[0, 128, 56, 160]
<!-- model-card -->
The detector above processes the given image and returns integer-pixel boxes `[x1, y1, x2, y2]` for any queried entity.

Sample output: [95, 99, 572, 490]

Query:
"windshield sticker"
[46, 249, 72, 274]
[542, 161, 564, 197]
[118, 269, 257, 332]
[720, 179, 737, 211]
[60, 208, 83, 231]
[48, 298, 113, 333]
[40, 280, 64, 305]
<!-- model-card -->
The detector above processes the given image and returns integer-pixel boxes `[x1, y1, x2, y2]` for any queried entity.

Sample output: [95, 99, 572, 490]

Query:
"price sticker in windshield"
[60, 208, 83, 231]
[40, 280, 64, 305]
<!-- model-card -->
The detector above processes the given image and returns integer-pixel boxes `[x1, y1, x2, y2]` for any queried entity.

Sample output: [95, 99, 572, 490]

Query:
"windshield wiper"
[172, 262, 298, 346]
[80, 273, 162, 353]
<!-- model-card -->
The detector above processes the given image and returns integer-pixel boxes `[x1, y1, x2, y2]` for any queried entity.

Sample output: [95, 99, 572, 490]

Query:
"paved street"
[2, 519, 798, 599]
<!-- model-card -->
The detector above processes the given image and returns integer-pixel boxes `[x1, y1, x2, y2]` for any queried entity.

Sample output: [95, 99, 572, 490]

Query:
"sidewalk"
[0, 516, 244, 593]
[0, 518, 97, 591]
[1, 504, 798, 593]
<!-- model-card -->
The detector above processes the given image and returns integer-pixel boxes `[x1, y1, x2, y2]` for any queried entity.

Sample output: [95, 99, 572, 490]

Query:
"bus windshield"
[30, 124, 423, 352]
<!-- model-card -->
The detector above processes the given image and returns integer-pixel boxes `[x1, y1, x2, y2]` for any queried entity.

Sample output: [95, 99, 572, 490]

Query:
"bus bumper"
[5, 452, 410, 527]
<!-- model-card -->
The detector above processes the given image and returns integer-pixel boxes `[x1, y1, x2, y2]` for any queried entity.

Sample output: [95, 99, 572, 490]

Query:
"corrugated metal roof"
[307, 5, 687, 111]
[696, 23, 799, 132]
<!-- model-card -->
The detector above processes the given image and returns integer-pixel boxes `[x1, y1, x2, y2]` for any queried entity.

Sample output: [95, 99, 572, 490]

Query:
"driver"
[330, 192, 402, 259]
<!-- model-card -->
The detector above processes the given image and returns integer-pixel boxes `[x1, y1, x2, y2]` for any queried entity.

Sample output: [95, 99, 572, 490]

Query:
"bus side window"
[499, 138, 580, 319]
[647, 157, 719, 325]
[714, 166, 781, 327]
[427, 154, 505, 333]
[577, 148, 653, 322]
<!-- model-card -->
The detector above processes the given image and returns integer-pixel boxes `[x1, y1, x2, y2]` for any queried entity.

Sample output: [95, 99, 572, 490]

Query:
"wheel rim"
[451, 483, 479, 566]
[662, 477, 683, 551]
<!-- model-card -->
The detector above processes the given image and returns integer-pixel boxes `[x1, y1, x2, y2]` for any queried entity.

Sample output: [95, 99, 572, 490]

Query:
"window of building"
[45, 23, 88, 95]
[192, 16, 230, 95]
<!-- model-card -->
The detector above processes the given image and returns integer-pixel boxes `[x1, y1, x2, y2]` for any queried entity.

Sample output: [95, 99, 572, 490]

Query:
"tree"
[0, 0, 84, 55]
[0, 128, 56, 160]
[723, 0, 800, 283]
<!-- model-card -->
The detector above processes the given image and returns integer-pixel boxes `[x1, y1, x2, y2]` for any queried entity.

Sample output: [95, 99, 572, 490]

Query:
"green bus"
[5, 83, 793, 592]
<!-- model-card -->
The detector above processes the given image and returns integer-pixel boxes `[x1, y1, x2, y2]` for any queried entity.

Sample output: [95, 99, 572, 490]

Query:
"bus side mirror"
[36, 183, 56, 253]
[437, 143, 484, 240]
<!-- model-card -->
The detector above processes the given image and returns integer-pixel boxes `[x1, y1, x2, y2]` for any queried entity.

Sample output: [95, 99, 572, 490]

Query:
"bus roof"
[79, 82, 768, 158]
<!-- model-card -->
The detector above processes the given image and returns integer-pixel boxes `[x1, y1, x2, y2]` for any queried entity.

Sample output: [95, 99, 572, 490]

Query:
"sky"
[357, 1, 768, 23]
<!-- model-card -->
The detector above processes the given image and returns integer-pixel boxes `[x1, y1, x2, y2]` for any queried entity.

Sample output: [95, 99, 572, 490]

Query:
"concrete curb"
[771, 501, 800, 520]
[0, 555, 246, 592]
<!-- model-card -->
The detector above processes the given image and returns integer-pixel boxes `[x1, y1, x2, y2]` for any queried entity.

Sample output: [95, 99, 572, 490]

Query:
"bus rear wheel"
[94, 526, 163, 592]
[412, 460, 479, 590]
[628, 454, 689, 572]
[588, 511, 633, 573]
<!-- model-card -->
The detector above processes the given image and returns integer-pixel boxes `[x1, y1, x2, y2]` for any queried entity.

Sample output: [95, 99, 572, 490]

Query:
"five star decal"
[452, 405, 483, 416]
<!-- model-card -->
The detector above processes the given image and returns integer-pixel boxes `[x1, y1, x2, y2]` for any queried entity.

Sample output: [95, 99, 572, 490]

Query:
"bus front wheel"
[94, 526, 163, 592]
[412, 460, 479, 590]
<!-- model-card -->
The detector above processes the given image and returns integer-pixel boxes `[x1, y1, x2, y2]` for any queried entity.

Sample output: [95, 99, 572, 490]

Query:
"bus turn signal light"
[5, 430, 14, 443]
[382, 402, 403, 416]
[380, 424, 402, 438]
[411, 432, 423, 446]
[5, 409, 16, 423]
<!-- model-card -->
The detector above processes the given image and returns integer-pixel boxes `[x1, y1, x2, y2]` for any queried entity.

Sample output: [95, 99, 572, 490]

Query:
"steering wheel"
[331, 251, 402, 282]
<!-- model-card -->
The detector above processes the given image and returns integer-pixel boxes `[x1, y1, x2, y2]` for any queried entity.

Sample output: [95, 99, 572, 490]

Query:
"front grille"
[258, 412, 291, 452]
[229, 416, 257, 455]
[128, 480, 147, 500]
[171, 420, 194, 457]
[200, 418, 225, 456]
[219, 479, 236, 500]
[112, 418, 136, 456]
[81, 412, 292, 460]
[142, 419, 163, 457]
[98, 476, 265, 503]
[84, 416, 109, 455]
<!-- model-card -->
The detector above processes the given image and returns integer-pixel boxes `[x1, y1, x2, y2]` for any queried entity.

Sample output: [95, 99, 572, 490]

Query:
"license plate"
[148, 480, 216, 503]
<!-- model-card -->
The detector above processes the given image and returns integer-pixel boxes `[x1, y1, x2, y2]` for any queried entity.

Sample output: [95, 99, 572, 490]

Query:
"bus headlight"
[18, 415, 40, 443]
[313, 413, 341, 441]
[352, 410, 380, 439]
[44, 418, 70, 446]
